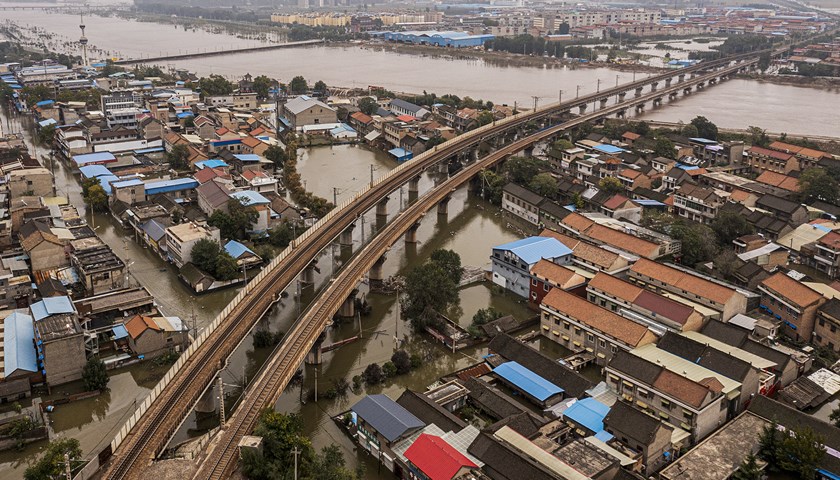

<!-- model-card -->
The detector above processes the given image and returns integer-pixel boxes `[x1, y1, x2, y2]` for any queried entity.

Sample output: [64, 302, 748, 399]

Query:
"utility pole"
[358, 310, 363, 339]
[314, 367, 318, 402]
[64, 453, 71, 480]
[597, 78, 602, 93]
[394, 286, 400, 350]
[370, 164, 374, 187]
[292, 447, 301, 480]
[531, 96, 539, 112]
[616, 74, 620, 87]
[558, 89, 563, 104]
[333, 187, 338, 206]
[576, 85, 581, 98]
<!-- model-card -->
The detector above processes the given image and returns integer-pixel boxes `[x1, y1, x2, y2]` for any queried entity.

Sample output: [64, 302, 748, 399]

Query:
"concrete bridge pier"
[684, 86, 693, 95]
[338, 292, 356, 318]
[616, 109, 626, 119]
[669, 92, 678, 101]
[578, 104, 587, 114]
[650, 81, 659, 92]
[194, 387, 216, 414]
[376, 198, 389, 217]
[438, 196, 451, 216]
[635, 103, 645, 113]
[599, 98, 608, 109]
[665, 78, 672, 87]
[678, 74, 686, 83]
[653, 97, 663, 107]
[301, 263, 317, 285]
[305, 332, 326, 365]
[408, 176, 420, 194]
[339, 225, 354, 247]
[690, 72, 697, 80]
[405, 222, 421, 244]
[634, 87, 643, 98]
[697, 82, 705, 90]
[618, 92, 627, 102]
[369, 256, 387, 284]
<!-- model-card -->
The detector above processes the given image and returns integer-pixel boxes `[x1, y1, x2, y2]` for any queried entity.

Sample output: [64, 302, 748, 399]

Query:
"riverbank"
[734, 72, 840, 90]
[357, 41, 665, 74]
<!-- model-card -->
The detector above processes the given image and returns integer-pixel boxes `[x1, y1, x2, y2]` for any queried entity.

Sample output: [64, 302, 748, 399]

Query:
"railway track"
[103, 50, 769, 480]
[192, 55, 765, 479]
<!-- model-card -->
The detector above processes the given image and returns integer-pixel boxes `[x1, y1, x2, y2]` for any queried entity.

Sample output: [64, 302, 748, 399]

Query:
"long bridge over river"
[112, 39, 325, 66]
[93, 46, 782, 480]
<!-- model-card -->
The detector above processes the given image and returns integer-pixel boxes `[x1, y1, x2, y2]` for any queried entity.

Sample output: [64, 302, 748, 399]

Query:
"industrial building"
[373, 31, 495, 48]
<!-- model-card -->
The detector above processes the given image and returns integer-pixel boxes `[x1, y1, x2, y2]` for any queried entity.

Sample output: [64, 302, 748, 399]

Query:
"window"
[532, 279, 538, 286]
[599, 339, 606, 348]
[544, 283, 550, 292]
[661, 399, 670, 409]
[587, 334, 595, 343]
[564, 322, 570, 330]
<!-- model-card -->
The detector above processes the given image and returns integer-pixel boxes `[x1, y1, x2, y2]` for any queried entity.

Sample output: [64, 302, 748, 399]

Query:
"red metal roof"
[404, 434, 477, 480]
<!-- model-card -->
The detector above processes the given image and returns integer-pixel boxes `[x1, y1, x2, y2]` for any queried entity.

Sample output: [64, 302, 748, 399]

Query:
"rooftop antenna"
[79, 13, 89, 67]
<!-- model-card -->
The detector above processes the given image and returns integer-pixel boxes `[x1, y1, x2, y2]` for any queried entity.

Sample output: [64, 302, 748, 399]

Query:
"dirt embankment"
[734, 73, 840, 90]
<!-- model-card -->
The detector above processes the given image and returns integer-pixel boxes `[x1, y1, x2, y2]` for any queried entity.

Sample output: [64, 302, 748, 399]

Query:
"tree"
[690, 116, 718, 140]
[215, 252, 240, 281]
[269, 221, 298, 248]
[476, 110, 494, 126]
[504, 156, 546, 185]
[634, 121, 651, 137]
[598, 176, 624, 195]
[362, 363, 385, 385]
[528, 173, 558, 198]
[166, 143, 190, 171]
[382, 361, 397, 377]
[82, 356, 109, 391]
[672, 221, 719, 266]
[83, 183, 108, 213]
[711, 210, 754, 246]
[430, 249, 464, 285]
[24, 438, 82, 480]
[654, 137, 676, 158]
[776, 426, 825, 480]
[264, 145, 285, 169]
[759, 51, 772, 72]
[758, 420, 781, 469]
[681, 124, 700, 138]
[478, 170, 506, 204]
[313, 80, 327, 94]
[391, 350, 412, 375]
[191, 238, 222, 274]
[551, 139, 574, 151]
[252, 75, 273, 99]
[831, 406, 840, 428]
[714, 249, 740, 279]
[747, 126, 770, 148]
[404, 262, 459, 332]
[799, 168, 839, 205]
[731, 453, 763, 480]
[209, 197, 258, 241]
[198, 74, 234, 97]
[288, 75, 308, 94]
[358, 97, 378, 116]
[37, 125, 55, 146]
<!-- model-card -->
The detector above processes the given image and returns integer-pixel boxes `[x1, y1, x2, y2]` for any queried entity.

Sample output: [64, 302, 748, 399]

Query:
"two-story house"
[491, 237, 572, 298]
[758, 272, 826, 341]
[673, 184, 724, 224]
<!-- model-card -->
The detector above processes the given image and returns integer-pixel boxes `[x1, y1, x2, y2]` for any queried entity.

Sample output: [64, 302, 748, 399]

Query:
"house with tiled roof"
[616, 167, 651, 191]
[528, 258, 586, 308]
[754, 170, 800, 193]
[123, 314, 188, 359]
[755, 194, 808, 225]
[586, 272, 708, 333]
[628, 258, 747, 321]
[20, 220, 68, 274]
[560, 213, 665, 259]
[606, 348, 730, 444]
[603, 401, 675, 474]
[540, 288, 657, 366]
[767, 140, 829, 171]
[404, 433, 478, 480]
[746, 146, 799, 174]
[673, 183, 724, 224]
[540, 229, 629, 274]
[350, 394, 425, 462]
[758, 272, 826, 341]
[501, 183, 543, 225]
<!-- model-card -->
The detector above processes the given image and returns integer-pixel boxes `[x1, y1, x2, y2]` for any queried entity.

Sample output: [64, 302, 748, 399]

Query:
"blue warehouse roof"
[97, 175, 121, 195]
[231, 190, 270, 206]
[30, 296, 75, 321]
[493, 236, 572, 265]
[111, 178, 144, 189]
[145, 177, 199, 195]
[232, 154, 261, 162]
[4, 311, 37, 377]
[79, 164, 114, 179]
[224, 240, 255, 260]
[195, 159, 229, 170]
[351, 394, 425, 443]
[562, 397, 610, 434]
[493, 361, 563, 402]
[592, 144, 625, 155]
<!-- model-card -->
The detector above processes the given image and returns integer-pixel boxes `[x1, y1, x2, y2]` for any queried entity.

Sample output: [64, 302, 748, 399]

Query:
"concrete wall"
[44, 335, 86, 386]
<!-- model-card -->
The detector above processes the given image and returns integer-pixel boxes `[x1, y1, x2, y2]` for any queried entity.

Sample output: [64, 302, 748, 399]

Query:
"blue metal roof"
[634, 199, 666, 207]
[176, 112, 194, 119]
[493, 361, 564, 402]
[351, 394, 425, 443]
[4, 311, 37, 377]
[231, 190, 270, 206]
[224, 240, 255, 260]
[688, 137, 717, 145]
[112, 324, 129, 340]
[35, 100, 54, 107]
[142, 219, 167, 242]
[562, 398, 610, 433]
[134, 147, 165, 154]
[111, 178, 144, 189]
[98, 175, 121, 195]
[195, 159, 229, 170]
[79, 164, 114, 179]
[38, 118, 57, 128]
[388, 148, 413, 161]
[593, 430, 614, 442]
[492, 236, 572, 265]
[145, 177, 199, 195]
[73, 151, 116, 166]
[232, 154, 261, 162]
[593, 144, 625, 154]
[30, 296, 75, 321]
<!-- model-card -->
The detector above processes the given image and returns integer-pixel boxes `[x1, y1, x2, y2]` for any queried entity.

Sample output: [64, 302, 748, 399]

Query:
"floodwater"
[0, 107, 536, 478]
[4, 9, 840, 133]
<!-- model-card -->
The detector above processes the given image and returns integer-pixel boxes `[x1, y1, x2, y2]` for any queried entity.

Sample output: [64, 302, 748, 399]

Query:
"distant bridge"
[112, 39, 325, 66]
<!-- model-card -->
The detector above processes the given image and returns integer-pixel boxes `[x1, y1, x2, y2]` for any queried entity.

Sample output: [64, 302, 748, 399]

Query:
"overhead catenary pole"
[292, 447, 301, 480]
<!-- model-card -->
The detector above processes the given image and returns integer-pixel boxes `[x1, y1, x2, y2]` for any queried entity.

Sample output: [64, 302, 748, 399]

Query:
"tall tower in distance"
[79, 14, 89, 67]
